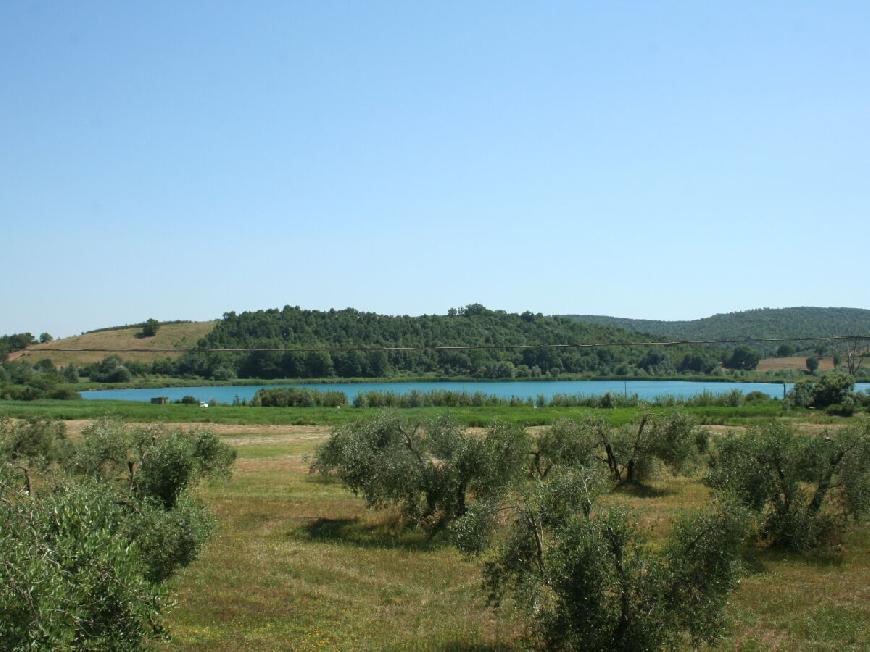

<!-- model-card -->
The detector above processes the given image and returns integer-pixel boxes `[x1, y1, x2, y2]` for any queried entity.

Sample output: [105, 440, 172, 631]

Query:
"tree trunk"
[20, 466, 31, 494]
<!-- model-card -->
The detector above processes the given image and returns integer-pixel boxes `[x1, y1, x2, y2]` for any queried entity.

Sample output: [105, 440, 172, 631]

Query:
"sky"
[2, 1, 869, 337]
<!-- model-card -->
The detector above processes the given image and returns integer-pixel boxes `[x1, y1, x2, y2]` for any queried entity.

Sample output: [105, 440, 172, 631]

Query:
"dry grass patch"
[13, 321, 216, 365]
[757, 356, 835, 372]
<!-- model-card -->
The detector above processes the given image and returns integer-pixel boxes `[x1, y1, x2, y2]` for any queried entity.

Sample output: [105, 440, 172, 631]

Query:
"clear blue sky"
[2, 2, 868, 337]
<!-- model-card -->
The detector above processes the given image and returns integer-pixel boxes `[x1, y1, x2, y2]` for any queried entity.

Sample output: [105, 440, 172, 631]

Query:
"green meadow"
[152, 421, 869, 651]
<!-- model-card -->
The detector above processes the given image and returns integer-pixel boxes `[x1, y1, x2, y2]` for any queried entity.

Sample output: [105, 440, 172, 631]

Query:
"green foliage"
[724, 346, 761, 371]
[776, 344, 796, 357]
[0, 417, 71, 490]
[0, 333, 35, 361]
[141, 319, 160, 337]
[312, 412, 529, 530]
[0, 418, 236, 648]
[253, 387, 346, 407]
[459, 464, 749, 651]
[175, 304, 718, 380]
[789, 373, 855, 409]
[706, 420, 870, 550]
[806, 356, 820, 374]
[531, 417, 601, 478]
[130, 493, 215, 583]
[128, 428, 236, 509]
[62, 363, 80, 383]
[0, 471, 168, 651]
[85, 355, 133, 383]
[0, 358, 80, 401]
[558, 412, 706, 485]
[565, 307, 870, 357]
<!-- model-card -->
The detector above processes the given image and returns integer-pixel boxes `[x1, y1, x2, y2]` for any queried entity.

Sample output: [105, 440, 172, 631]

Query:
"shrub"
[87, 356, 133, 383]
[706, 420, 869, 550]
[0, 419, 237, 649]
[0, 471, 167, 650]
[454, 465, 749, 650]
[724, 347, 760, 371]
[554, 412, 706, 485]
[0, 417, 71, 491]
[140, 319, 160, 337]
[789, 373, 855, 409]
[253, 387, 346, 407]
[312, 412, 529, 530]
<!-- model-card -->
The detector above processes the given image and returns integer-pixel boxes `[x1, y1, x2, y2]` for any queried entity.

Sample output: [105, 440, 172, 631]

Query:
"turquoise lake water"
[79, 380, 870, 404]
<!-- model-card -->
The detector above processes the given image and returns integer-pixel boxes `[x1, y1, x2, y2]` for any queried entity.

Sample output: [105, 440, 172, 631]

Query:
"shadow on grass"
[299, 516, 442, 552]
[755, 545, 846, 569]
[739, 541, 848, 575]
[304, 473, 340, 485]
[611, 483, 676, 498]
[435, 643, 518, 651]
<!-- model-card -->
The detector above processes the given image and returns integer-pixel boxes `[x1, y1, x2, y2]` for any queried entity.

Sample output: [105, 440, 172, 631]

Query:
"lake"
[79, 379, 870, 404]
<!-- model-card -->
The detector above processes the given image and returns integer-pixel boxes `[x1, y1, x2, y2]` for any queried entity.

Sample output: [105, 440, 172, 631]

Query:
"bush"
[0, 419, 237, 648]
[542, 412, 706, 485]
[253, 387, 346, 407]
[724, 347, 760, 371]
[706, 420, 869, 550]
[87, 356, 133, 383]
[140, 319, 160, 337]
[454, 465, 749, 650]
[312, 412, 529, 530]
[0, 471, 167, 650]
[789, 373, 855, 409]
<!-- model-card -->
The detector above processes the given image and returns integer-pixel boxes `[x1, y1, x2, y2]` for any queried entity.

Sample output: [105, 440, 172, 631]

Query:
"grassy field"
[150, 422, 869, 651]
[0, 399, 844, 428]
[10, 321, 216, 365]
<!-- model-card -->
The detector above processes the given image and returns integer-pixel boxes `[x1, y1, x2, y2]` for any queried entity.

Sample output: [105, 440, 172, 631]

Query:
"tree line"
[564, 307, 870, 356]
[168, 305, 765, 380]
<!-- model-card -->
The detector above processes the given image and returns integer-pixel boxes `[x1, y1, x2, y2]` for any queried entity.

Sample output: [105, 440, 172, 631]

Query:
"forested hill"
[177, 304, 674, 379]
[562, 308, 870, 343]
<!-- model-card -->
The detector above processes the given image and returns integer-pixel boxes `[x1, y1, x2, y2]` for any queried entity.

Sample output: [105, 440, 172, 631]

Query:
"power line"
[27, 334, 870, 354]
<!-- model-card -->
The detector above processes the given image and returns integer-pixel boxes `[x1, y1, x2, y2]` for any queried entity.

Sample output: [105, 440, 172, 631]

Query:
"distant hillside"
[174, 304, 672, 379]
[12, 321, 217, 366]
[562, 308, 870, 347]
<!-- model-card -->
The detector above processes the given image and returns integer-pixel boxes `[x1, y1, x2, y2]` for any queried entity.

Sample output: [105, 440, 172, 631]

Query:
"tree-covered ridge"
[177, 305, 673, 379]
[563, 307, 870, 345]
[202, 304, 644, 348]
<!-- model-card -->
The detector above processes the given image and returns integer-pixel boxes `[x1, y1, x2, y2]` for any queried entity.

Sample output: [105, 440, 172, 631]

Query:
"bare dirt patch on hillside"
[757, 356, 834, 372]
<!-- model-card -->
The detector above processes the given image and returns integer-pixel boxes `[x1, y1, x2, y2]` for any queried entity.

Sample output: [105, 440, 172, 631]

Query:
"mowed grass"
[161, 431, 522, 651]
[159, 426, 869, 651]
[11, 320, 216, 365]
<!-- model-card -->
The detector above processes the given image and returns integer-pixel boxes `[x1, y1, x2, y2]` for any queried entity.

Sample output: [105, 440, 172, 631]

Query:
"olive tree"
[0, 417, 71, 492]
[311, 412, 530, 530]
[453, 465, 749, 651]
[0, 469, 168, 650]
[534, 413, 706, 486]
[706, 420, 869, 550]
[0, 418, 236, 649]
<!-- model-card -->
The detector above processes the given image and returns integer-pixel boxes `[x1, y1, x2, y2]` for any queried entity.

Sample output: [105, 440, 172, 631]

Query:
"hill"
[562, 307, 870, 349]
[11, 321, 217, 366]
[174, 304, 674, 379]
